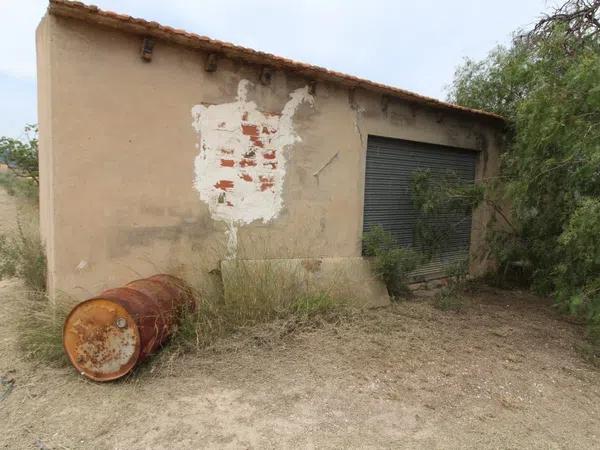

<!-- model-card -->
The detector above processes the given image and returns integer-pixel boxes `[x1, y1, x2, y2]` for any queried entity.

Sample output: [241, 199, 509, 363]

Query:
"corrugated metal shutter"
[362, 136, 478, 280]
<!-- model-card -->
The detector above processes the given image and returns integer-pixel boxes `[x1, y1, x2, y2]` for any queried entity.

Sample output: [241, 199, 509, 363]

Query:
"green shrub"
[292, 292, 337, 318]
[363, 225, 421, 298]
[0, 172, 38, 202]
[553, 198, 600, 350]
[433, 258, 470, 312]
[433, 287, 468, 312]
[0, 124, 39, 184]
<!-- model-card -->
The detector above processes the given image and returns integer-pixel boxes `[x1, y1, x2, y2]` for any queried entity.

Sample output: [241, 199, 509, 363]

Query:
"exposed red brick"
[240, 173, 253, 182]
[240, 159, 257, 168]
[259, 176, 274, 191]
[214, 180, 234, 191]
[263, 150, 276, 160]
[220, 159, 235, 167]
[241, 124, 259, 136]
[249, 136, 264, 148]
[226, 201, 234, 207]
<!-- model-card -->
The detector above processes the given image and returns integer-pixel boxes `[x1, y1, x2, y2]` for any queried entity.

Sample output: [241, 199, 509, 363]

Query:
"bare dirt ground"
[1, 189, 599, 449]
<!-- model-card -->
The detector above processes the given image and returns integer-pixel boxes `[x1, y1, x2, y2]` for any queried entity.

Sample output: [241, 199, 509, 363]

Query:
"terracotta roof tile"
[47, 0, 504, 124]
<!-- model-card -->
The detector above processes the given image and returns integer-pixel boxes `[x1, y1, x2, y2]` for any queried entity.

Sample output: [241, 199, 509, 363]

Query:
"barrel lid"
[63, 298, 141, 381]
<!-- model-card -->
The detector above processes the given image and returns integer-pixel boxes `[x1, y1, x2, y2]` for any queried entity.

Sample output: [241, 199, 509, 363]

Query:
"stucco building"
[37, 0, 504, 303]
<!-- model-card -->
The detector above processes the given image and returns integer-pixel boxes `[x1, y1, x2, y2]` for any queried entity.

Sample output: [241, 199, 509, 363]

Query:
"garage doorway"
[362, 135, 478, 280]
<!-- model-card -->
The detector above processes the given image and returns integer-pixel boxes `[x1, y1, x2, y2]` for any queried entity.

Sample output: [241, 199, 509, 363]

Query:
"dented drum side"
[63, 274, 195, 381]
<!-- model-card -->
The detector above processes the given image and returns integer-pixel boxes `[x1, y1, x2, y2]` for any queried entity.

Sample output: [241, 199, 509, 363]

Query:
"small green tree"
[449, 0, 600, 341]
[554, 198, 600, 343]
[0, 124, 39, 184]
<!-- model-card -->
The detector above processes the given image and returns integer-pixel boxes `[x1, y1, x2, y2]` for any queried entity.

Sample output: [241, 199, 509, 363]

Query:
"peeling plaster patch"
[192, 80, 314, 255]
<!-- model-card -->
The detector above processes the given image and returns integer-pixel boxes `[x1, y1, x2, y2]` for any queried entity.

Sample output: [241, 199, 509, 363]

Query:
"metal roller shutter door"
[362, 136, 478, 280]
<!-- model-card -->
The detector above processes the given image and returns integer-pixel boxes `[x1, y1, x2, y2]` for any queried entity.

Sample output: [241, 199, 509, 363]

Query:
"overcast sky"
[0, 0, 553, 138]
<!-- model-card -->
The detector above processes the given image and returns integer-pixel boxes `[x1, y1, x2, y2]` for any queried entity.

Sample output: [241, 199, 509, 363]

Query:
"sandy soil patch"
[1, 281, 599, 449]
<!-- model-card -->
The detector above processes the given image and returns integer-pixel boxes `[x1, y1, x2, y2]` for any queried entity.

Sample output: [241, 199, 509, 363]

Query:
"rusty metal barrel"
[63, 274, 195, 381]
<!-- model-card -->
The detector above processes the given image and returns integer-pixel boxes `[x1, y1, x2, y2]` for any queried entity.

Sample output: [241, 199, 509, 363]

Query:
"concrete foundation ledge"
[220, 257, 390, 308]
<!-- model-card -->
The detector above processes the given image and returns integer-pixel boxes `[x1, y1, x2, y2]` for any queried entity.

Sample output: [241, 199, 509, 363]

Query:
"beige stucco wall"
[36, 14, 502, 300]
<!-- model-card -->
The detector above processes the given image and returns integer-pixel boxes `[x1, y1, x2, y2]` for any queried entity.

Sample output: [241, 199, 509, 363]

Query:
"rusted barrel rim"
[63, 274, 195, 382]
[63, 297, 142, 381]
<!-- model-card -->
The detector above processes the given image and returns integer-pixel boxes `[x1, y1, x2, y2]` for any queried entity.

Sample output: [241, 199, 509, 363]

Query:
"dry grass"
[0, 175, 63, 365]
[0, 220, 46, 292]
[0, 287, 75, 367]
[2, 258, 351, 372]
[0, 172, 45, 292]
[0, 175, 65, 366]
[0, 172, 38, 202]
[160, 257, 352, 360]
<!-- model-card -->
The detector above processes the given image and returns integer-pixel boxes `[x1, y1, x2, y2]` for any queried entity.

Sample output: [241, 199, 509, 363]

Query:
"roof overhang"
[47, 0, 505, 126]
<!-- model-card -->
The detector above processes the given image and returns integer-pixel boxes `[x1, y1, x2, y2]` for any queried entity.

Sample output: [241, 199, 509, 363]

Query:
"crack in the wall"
[349, 90, 366, 147]
[354, 107, 366, 147]
[191, 80, 314, 256]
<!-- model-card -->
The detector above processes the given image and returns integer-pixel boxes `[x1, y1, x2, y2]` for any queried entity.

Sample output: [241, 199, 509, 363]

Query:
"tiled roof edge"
[47, 0, 505, 125]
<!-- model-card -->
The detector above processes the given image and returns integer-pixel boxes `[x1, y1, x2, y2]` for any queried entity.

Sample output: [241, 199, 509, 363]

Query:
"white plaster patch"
[191, 80, 313, 255]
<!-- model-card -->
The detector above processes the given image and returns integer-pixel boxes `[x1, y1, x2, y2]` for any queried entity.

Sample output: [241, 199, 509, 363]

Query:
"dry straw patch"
[0, 288, 76, 367]
[162, 250, 358, 361]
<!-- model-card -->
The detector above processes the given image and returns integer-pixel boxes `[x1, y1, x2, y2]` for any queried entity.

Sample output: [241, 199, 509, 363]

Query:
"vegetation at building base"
[362, 165, 483, 302]
[449, 0, 600, 352]
[167, 257, 352, 356]
[362, 225, 421, 299]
